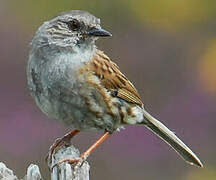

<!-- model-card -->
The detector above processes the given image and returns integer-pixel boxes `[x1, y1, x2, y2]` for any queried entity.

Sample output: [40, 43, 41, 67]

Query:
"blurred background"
[0, 0, 216, 179]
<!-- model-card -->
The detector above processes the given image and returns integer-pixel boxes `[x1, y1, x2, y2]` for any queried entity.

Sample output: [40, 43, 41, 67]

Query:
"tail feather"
[142, 109, 203, 167]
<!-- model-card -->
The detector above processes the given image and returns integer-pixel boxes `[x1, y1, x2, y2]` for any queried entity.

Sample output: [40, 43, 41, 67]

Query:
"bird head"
[32, 10, 112, 50]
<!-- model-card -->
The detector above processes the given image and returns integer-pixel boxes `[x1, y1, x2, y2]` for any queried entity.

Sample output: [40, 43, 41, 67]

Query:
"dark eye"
[67, 19, 80, 31]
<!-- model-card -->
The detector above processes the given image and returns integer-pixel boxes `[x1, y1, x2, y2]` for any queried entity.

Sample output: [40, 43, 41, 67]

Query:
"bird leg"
[52, 131, 111, 168]
[46, 129, 80, 164]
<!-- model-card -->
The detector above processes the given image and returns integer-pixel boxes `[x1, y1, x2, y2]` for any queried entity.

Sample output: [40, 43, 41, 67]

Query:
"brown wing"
[86, 50, 143, 106]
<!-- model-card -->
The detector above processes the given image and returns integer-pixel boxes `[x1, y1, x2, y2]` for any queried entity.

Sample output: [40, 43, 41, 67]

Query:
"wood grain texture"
[0, 145, 90, 180]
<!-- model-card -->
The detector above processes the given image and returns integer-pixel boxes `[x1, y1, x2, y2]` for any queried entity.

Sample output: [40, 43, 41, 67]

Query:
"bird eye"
[67, 19, 80, 31]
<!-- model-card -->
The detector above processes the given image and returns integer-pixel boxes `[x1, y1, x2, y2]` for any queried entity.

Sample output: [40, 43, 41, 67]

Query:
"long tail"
[142, 108, 203, 167]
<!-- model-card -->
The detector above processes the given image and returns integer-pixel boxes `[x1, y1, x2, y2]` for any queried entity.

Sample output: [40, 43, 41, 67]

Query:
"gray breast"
[27, 49, 125, 133]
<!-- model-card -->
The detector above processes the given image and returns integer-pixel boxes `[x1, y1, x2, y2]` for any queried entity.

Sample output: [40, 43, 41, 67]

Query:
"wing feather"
[86, 50, 143, 106]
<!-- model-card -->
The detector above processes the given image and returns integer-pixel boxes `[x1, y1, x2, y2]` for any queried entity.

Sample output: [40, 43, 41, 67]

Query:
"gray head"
[31, 10, 112, 51]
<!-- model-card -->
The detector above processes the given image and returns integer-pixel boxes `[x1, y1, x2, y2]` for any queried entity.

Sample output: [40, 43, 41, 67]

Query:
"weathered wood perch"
[0, 145, 90, 180]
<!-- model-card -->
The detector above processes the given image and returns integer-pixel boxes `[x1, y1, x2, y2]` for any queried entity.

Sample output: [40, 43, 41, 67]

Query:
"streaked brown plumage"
[79, 49, 203, 167]
[27, 10, 203, 169]
[88, 50, 142, 106]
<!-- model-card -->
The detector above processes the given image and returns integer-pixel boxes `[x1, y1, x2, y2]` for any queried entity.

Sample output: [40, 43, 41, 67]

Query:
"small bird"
[27, 10, 203, 167]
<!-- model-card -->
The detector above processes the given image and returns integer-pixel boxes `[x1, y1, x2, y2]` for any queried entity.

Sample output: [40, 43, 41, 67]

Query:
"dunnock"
[27, 10, 203, 167]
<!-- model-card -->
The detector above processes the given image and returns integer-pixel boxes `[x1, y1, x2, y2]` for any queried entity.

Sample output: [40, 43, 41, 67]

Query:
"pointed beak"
[88, 27, 112, 37]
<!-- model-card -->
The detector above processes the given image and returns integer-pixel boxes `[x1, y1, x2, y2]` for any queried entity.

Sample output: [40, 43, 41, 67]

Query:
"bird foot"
[51, 154, 88, 170]
[46, 135, 72, 166]
[45, 130, 80, 168]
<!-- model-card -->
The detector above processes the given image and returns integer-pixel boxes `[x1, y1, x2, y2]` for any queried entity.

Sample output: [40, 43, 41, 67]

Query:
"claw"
[45, 138, 68, 167]
[45, 130, 80, 169]
[51, 157, 84, 171]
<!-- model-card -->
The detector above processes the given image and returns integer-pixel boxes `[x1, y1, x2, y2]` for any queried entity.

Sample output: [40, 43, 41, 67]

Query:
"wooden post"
[0, 145, 90, 180]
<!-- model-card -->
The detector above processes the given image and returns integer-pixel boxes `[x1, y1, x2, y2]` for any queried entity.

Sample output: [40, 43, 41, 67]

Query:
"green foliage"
[8, 0, 216, 31]
[184, 167, 216, 180]
[7, 0, 129, 26]
[125, 0, 216, 31]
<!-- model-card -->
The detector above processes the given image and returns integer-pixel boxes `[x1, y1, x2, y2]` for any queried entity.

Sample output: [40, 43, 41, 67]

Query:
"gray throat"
[27, 37, 96, 118]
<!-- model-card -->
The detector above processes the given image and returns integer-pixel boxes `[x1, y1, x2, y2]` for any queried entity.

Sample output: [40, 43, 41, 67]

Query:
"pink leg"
[54, 131, 111, 167]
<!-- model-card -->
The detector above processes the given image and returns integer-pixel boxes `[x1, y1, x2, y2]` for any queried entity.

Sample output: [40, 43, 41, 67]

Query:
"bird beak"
[88, 27, 112, 37]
